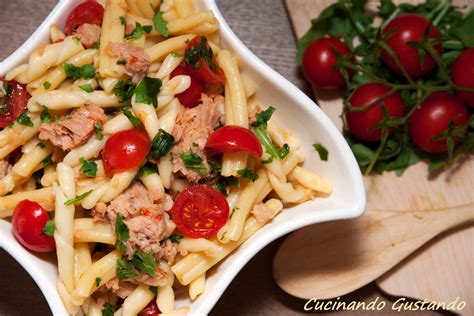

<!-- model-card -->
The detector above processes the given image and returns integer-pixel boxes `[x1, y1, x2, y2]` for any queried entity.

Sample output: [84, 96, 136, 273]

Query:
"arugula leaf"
[42, 220, 55, 237]
[95, 123, 104, 140]
[179, 150, 207, 174]
[115, 213, 129, 252]
[40, 106, 52, 123]
[64, 63, 96, 80]
[102, 303, 115, 316]
[114, 80, 136, 103]
[79, 83, 94, 93]
[116, 259, 140, 280]
[79, 158, 97, 177]
[134, 77, 162, 108]
[237, 168, 259, 182]
[132, 251, 156, 277]
[121, 107, 141, 127]
[153, 11, 169, 37]
[16, 112, 33, 127]
[313, 143, 329, 161]
[149, 129, 174, 160]
[64, 190, 92, 206]
[95, 277, 101, 287]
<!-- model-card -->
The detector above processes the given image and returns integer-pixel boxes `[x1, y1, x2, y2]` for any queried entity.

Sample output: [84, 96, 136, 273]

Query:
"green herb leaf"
[116, 59, 127, 65]
[115, 213, 130, 252]
[213, 181, 227, 195]
[114, 80, 136, 103]
[134, 77, 162, 107]
[101, 303, 115, 316]
[179, 150, 207, 174]
[251, 106, 275, 128]
[153, 11, 169, 37]
[16, 112, 33, 127]
[127, 22, 146, 39]
[116, 258, 140, 280]
[169, 234, 183, 244]
[132, 251, 157, 277]
[278, 143, 290, 159]
[143, 25, 153, 33]
[64, 63, 96, 80]
[184, 36, 217, 70]
[95, 123, 104, 140]
[95, 277, 102, 287]
[41, 154, 53, 167]
[137, 165, 157, 178]
[312, 143, 329, 161]
[64, 190, 93, 206]
[149, 129, 174, 160]
[40, 106, 52, 123]
[42, 220, 55, 237]
[43, 81, 51, 90]
[79, 158, 97, 177]
[120, 16, 126, 25]
[121, 107, 142, 127]
[79, 83, 94, 93]
[237, 168, 259, 182]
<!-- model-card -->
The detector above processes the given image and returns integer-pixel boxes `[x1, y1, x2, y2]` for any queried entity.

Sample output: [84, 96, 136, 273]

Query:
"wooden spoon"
[272, 204, 474, 299]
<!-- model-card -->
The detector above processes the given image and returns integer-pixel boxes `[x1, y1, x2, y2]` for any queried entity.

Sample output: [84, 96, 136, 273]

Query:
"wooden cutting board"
[282, 0, 474, 311]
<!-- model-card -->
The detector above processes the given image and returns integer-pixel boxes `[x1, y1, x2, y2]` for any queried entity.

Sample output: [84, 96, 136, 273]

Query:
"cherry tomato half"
[171, 185, 229, 239]
[170, 65, 204, 108]
[302, 37, 354, 89]
[64, 1, 104, 35]
[102, 129, 151, 174]
[381, 14, 441, 79]
[451, 48, 474, 108]
[345, 83, 405, 142]
[409, 92, 469, 153]
[205, 125, 262, 157]
[185, 36, 226, 85]
[12, 200, 56, 253]
[0, 80, 30, 128]
[140, 300, 160, 316]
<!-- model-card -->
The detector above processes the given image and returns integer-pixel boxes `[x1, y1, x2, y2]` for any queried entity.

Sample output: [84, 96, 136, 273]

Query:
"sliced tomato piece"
[0, 80, 30, 128]
[205, 125, 263, 157]
[185, 36, 226, 84]
[171, 185, 229, 239]
[170, 65, 204, 108]
[102, 129, 151, 174]
[64, 1, 104, 35]
[12, 200, 56, 253]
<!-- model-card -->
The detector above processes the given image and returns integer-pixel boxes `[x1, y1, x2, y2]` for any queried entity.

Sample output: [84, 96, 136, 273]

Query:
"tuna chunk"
[104, 279, 136, 299]
[74, 23, 101, 48]
[125, 214, 166, 257]
[0, 160, 11, 179]
[106, 42, 150, 83]
[39, 104, 107, 151]
[251, 203, 273, 223]
[161, 239, 179, 264]
[131, 266, 169, 287]
[171, 94, 223, 183]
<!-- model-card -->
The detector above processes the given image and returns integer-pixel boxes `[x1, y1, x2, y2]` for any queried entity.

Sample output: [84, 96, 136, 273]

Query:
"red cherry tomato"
[409, 92, 469, 153]
[0, 80, 30, 128]
[102, 129, 151, 174]
[140, 300, 160, 316]
[64, 1, 104, 35]
[205, 125, 263, 157]
[171, 185, 229, 239]
[170, 65, 204, 108]
[302, 37, 354, 89]
[451, 48, 474, 108]
[185, 36, 225, 85]
[345, 83, 405, 142]
[381, 14, 441, 78]
[11, 200, 56, 253]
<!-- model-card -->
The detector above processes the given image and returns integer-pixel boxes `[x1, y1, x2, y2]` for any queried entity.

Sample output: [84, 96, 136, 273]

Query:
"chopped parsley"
[169, 234, 183, 244]
[115, 213, 129, 252]
[313, 143, 329, 161]
[91, 41, 99, 49]
[134, 77, 162, 108]
[116, 251, 156, 279]
[121, 107, 141, 127]
[113, 79, 136, 103]
[126, 22, 151, 39]
[101, 303, 115, 316]
[179, 150, 207, 174]
[149, 286, 158, 295]
[116, 258, 140, 280]
[116, 59, 127, 65]
[153, 11, 169, 37]
[79, 158, 97, 177]
[237, 168, 259, 182]
[136, 165, 157, 178]
[143, 25, 153, 33]
[251, 107, 290, 159]
[16, 112, 33, 127]
[41, 220, 55, 237]
[184, 36, 217, 70]
[230, 207, 239, 218]
[251, 106, 275, 129]
[64, 63, 96, 80]
[41, 154, 53, 167]
[79, 83, 94, 93]
[40, 105, 52, 123]
[94, 123, 104, 140]
[95, 277, 101, 287]
[261, 156, 273, 164]
[37, 142, 45, 149]
[43, 81, 51, 90]
[119, 15, 126, 25]
[213, 181, 227, 195]
[64, 190, 92, 206]
[149, 129, 174, 160]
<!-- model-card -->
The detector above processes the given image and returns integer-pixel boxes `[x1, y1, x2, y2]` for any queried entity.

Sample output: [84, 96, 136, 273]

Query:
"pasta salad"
[0, 0, 332, 315]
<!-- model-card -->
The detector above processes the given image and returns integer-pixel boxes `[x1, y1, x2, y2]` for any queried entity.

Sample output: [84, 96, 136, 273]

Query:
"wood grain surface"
[0, 0, 462, 315]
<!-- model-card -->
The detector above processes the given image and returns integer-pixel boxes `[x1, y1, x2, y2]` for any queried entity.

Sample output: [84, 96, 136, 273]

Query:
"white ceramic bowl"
[0, 0, 366, 315]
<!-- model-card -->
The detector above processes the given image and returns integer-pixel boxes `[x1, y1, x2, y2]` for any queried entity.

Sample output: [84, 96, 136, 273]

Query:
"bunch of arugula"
[297, 0, 474, 175]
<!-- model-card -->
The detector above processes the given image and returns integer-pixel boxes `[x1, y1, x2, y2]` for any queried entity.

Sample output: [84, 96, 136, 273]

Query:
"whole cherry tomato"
[345, 83, 405, 142]
[140, 300, 160, 316]
[64, 1, 104, 35]
[302, 37, 354, 89]
[171, 185, 229, 239]
[12, 200, 56, 253]
[409, 92, 469, 153]
[102, 129, 151, 174]
[451, 48, 474, 108]
[381, 14, 441, 78]
[170, 65, 204, 108]
[205, 125, 263, 157]
[184, 36, 226, 85]
[0, 80, 30, 128]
